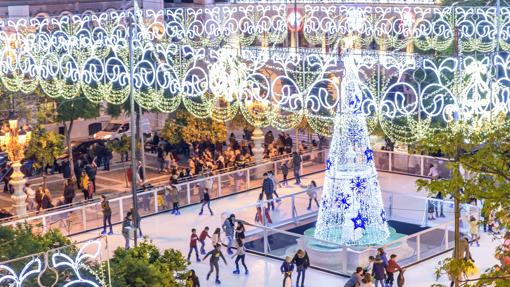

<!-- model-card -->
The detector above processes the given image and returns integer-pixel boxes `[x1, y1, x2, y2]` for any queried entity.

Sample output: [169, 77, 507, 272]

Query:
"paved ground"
[69, 171, 501, 287]
[0, 152, 171, 211]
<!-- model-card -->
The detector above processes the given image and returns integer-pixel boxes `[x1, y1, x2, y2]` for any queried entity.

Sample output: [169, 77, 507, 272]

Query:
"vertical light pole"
[128, 0, 139, 247]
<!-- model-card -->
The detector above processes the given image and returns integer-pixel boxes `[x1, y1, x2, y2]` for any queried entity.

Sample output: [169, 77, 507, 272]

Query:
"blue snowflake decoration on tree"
[351, 211, 368, 230]
[347, 125, 364, 144]
[335, 193, 351, 210]
[380, 209, 387, 222]
[326, 158, 333, 170]
[364, 148, 374, 163]
[350, 176, 367, 194]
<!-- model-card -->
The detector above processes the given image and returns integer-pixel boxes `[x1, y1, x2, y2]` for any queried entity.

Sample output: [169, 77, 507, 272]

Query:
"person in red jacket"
[187, 228, 201, 263]
[199, 226, 211, 255]
[385, 254, 403, 287]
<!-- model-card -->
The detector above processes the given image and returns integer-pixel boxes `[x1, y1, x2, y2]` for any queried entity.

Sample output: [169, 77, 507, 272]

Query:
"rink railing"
[225, 186, 479, 276]
[1, 149, 451, 236]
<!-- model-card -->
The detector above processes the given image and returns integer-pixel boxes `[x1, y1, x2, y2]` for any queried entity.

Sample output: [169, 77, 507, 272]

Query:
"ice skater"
[203, 244, 228, 285]
[232, 238, 248, 275]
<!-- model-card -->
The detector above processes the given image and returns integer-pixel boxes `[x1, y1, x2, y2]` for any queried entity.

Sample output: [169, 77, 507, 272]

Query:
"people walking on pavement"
[292, 249, 310, 287]
[187, 228, 201, 263]
[470, 216, 480, 247]
[122, 211, 132, 249]
[81, 170, 92, 200]
[306, 180, 319, 210]
[101, 195, 113, 235]
[199, 226, 211, 254]
[203, 244, 228, 285]
[262, 173, 275, 210]
[232, 238, 248, 275]
[222, 214, 236, 255]
[292, 151, 302, 185]
[281, 256, 294, 287]
[85, 161, 97, 194]
[63, 179, 75, 204]
[24, 183, 36, 211]
[199, 188, 213, 215]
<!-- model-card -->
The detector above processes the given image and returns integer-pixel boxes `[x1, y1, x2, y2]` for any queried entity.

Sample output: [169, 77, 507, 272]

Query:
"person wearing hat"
[372, 255, 386, 287]
[280, 256, 294, 287]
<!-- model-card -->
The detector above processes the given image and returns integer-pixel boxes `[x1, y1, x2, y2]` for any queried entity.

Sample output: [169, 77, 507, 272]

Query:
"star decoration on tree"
[380, 209, 387, 222]
[348, 126, 364, 144]
[326, 158, 333, 170]
[350, 176, 367, 194]
[364, 148, 374, 163]
[335, 193, 351, 210]
[351, 211, 368, 230]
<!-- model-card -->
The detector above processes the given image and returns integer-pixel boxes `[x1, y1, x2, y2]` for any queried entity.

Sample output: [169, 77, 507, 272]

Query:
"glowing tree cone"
[313, 55, 389, 246]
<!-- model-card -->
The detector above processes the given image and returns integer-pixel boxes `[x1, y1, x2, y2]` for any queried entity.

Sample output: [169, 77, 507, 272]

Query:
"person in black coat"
[85, 163, 96, 194]
[292, 250, 310, 287]
[63, 179, 75, 204]
[74, 159, 82, 189]
[62, 159, 71, 180]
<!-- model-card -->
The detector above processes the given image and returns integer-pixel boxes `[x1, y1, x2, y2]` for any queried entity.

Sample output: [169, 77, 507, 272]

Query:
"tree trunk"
[64, 120, 75, 179]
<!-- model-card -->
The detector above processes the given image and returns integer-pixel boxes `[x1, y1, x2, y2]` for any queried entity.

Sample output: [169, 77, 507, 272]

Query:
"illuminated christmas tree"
[314, 53, 389, 246]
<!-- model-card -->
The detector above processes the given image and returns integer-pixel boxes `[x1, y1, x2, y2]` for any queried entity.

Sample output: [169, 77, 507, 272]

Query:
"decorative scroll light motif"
[0, 240, 103, 287]
[0, 5, 506, 142]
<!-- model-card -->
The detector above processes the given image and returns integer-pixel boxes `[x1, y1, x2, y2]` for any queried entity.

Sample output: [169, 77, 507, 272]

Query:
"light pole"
[0, 117, 31, 216]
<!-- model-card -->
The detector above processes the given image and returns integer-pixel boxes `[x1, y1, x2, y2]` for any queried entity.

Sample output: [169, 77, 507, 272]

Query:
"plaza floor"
[71, 171, 501, 287]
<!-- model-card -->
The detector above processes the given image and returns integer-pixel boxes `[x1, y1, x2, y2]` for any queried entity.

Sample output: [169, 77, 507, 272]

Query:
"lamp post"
[0, 118, 31, 216]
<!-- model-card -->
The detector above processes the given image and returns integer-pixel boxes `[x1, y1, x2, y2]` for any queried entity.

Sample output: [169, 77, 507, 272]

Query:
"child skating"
[199, 226, 211, 254]
[187, 228, 201, 263]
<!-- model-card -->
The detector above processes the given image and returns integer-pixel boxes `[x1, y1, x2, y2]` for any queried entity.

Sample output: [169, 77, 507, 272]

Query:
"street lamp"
[0, 117, 31, 216]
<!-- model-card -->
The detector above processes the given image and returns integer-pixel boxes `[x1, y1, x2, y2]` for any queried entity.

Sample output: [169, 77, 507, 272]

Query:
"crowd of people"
[345, 248, 404, 287]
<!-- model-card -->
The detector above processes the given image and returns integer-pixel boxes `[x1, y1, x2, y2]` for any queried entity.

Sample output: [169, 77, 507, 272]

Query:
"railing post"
[82, 206, 87, 231]
[274, 161, 278, 177]
[187, 183, 191, 205]
[154, 189, 158, 213]
[388, 152, 393, 172]
[389, 192, 393, 218]
[420, 156, 425, 176]
[445, 223, 449, 250]
[246, 168, 250, 189]
[42, 216, 47, 233]
[342, 247, 348, 274]
[416, 234, 421, 261]
[119, 199, 124, 221]
[263, 225, 269, 255]
[423, 199, 429, 227]
[217, 176, 222, 197]
[291, 195, 297, 223]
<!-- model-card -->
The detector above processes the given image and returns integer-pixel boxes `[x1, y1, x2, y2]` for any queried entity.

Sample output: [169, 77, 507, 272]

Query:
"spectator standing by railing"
[292, 151, 302, 185]
[35, 186, 44, 210]
[24, 183, 35, 211]
[100, 195, 113, 235]
[168, 179, 181, 215]
[41, 188, 53, 210]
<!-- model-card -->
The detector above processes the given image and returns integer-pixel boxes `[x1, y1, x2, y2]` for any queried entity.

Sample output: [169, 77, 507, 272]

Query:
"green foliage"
[416, 118, 510, 286]
[109, 240, 188, 287]
[0, 224, 71, 261]
[161, 110, 227, 145]
[107, 135, 131, 155]
[56, 96, 99, 123]
[25, 127, 65, 171]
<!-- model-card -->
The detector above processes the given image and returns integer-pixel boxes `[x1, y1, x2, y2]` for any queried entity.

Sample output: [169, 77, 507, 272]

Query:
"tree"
[417, 117, 510, 286]
[25, 127, 65, 188]
[56, 96, 99, 178]
[161, 110, 227, 145]
[0, 223, 74, 286]
[107, 136, 131, 187]
[108, 240, 188, 287]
